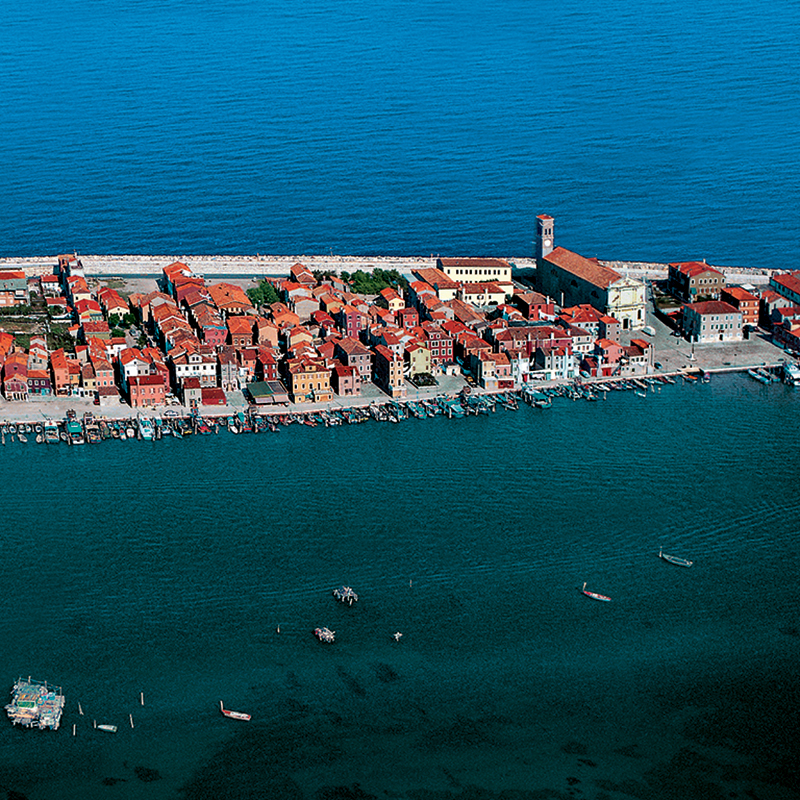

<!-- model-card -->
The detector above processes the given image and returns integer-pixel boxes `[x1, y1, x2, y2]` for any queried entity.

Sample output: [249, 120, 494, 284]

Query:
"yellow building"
[286, 357, 333, 403]
[405, 342, 432, 377]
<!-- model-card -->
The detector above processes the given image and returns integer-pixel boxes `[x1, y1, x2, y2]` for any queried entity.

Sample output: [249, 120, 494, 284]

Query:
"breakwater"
[0, 253, 777, 287]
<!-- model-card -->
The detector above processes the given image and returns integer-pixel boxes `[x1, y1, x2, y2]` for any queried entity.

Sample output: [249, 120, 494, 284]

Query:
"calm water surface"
[0, 374, 798, 799]
[1, 0, 799, 263]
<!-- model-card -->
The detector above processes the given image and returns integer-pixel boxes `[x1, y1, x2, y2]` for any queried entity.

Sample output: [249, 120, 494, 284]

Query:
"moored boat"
[137, 416, 155, 440]
[66, 419, 84, 445]
[44, 420, 58, 444]
[659, 547, 693, 567]
[581, 582, 611, 602]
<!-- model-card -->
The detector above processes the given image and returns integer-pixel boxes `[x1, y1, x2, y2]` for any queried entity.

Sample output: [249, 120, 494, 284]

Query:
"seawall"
[0, 254, 774, 285]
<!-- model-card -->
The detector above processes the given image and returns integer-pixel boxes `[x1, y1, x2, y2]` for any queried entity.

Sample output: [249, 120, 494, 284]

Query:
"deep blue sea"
[0, 376, 799, 799]
[1, 0, 799, 265]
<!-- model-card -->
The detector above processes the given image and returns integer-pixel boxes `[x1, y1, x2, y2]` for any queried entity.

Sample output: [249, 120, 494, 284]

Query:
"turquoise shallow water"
[0, 373, 798, 799]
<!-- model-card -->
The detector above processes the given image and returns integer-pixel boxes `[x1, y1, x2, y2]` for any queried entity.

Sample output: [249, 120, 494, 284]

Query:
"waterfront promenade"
[0, 254, 790, 427]
[0, 333, 787, 427]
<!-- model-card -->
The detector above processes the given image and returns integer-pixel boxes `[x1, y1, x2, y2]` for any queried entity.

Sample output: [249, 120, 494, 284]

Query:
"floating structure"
[220, 700, 251, 721]
[5, 678, 65, 730]
[333, 586, 358, 605]
[314, 627, 335, 643]
[581, 582, 611, 602]
[392, 632, 403, 641]
[659, 547, 693, 567]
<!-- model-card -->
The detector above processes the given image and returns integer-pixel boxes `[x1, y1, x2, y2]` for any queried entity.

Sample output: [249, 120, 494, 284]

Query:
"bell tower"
[535, 214, 554, 260]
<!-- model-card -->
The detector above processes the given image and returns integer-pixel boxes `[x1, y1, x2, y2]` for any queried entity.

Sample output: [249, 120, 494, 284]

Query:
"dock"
[5, 677, 65, 730]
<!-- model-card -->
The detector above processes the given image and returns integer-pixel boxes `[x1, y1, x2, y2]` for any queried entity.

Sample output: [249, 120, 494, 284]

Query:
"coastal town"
[0, 215, 798, 433]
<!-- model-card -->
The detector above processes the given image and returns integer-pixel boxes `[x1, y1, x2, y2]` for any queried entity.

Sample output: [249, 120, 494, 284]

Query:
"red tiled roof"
[438, 257, 510, 269]
[130, 374, 165, 387]
[772, 273, 800, 295]
[685, 300, 740, 315]
[723, 286, 757, 301]
[227, 316, 254, 334]
[543, 247, 621, 290]
[669, 261, 723, 278]
[414, 268, 458, 290]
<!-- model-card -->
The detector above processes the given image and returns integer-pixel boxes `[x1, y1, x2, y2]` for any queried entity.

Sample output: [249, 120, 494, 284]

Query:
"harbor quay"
[0, 224, 797, 431]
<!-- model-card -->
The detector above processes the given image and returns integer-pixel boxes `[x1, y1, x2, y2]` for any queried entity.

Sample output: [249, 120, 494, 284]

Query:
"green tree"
[347, 268, 408, 295]
[247, 280, 281, 308]
[48, 323, 76, 353]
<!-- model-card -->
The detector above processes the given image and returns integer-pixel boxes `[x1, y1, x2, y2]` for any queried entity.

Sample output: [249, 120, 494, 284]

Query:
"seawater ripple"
[1, 377, 800, 798]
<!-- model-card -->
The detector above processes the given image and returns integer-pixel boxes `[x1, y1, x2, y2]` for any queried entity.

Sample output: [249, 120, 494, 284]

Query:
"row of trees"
[247, 280, 281, 308]
[247, 268, 409, 309]
[341, 268, 408, 295]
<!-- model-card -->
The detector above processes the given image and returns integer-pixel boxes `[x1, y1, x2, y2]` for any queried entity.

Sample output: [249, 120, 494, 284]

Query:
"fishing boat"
[219, 701, 251, 721]
[314, 626, 335, 643]
[747, 368, 770, 385]
[66, 419, 84, 445]
[581, 582, 611, 602]
[44, 420, 58, 444]
[333, 586, 358, 605]
[659, 547, 693, 567]
[97, 724, 117, 733]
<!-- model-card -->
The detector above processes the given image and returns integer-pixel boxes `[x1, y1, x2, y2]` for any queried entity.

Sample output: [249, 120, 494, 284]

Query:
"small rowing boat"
[582, 582, 611, 602]
[659, 547, 693, 567]
[220, 701, 251, 721]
